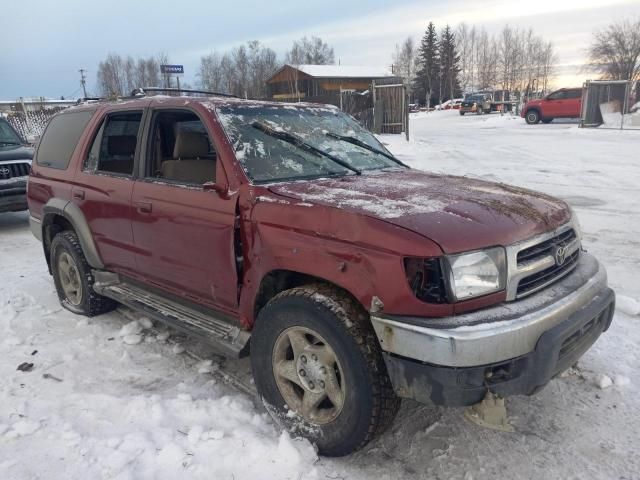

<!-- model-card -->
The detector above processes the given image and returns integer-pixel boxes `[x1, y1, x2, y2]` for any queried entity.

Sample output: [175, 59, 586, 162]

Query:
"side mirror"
[203, 182, 228, 196]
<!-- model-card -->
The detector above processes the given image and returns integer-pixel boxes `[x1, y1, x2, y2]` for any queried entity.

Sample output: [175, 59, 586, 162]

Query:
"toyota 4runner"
[28, 89, 615, 456]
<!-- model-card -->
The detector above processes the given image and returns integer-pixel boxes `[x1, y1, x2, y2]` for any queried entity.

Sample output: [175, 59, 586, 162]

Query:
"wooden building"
[266, 64, 399, 104]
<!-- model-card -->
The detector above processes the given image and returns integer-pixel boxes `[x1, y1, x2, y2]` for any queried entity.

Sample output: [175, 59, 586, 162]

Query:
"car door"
[565, 89, 583, 117]
[73, 108, 145, 275]
[130, 104, 239, 313]
[544, 89, 567, 117]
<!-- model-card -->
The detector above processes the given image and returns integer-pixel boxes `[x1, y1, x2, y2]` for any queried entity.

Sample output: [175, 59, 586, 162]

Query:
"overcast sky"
[2, 0, 639, 99]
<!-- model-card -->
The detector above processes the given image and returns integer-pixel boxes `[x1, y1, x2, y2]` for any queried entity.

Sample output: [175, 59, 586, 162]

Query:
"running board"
[94, 277, 250, 358]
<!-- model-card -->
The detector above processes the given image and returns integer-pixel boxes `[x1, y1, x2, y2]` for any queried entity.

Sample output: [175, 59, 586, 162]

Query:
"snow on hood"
[269, 169, 571, 253]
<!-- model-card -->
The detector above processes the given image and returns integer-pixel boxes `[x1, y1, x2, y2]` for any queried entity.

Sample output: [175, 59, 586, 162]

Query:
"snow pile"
[616, 295, 640, 316]
[0, 287, 320, 480]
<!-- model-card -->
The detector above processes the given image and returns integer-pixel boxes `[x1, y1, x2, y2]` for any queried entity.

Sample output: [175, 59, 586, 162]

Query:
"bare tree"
[285, 36, 335, 65]
[96, 52, 168, 96]
[96, 53, 126, 97]
[392, 37, 418, 101]
[589, 19, 640, 80]
[198, 41, 279, 98]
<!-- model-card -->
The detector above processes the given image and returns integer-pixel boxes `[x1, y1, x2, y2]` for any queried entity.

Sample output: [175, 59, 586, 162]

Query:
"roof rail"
[133, 87, 237, 98]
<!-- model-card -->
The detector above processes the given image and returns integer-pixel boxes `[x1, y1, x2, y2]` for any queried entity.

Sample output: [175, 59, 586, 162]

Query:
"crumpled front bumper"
[371, 254, 615, 406]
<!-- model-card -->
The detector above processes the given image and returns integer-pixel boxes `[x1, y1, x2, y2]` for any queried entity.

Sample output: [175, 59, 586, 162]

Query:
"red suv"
[28, 90, 614, 456]
[522, 88, 583, 124]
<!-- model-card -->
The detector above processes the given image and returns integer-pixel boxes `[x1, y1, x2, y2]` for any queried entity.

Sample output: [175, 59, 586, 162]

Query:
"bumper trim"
[371, 253, 607, 367]
[382, 287, 614, 406]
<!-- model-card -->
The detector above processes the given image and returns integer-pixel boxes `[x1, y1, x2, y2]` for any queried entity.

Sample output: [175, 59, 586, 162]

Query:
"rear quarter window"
[36, 110, 94, 169]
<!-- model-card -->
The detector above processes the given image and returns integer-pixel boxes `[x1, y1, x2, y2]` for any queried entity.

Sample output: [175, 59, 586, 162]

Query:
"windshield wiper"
[324, 131, 407, 167]
[251, 121, 361, 175]
[0, 141, 21, 146]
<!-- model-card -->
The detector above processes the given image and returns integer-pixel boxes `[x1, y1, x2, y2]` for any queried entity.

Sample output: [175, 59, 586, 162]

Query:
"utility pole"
[79, 69, 88, 98]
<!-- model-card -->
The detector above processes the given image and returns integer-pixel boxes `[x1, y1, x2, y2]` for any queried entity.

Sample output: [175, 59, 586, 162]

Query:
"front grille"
[517, 249, 580, 296]
[0, 162, 31, 179]
[517, 228, 576, 265]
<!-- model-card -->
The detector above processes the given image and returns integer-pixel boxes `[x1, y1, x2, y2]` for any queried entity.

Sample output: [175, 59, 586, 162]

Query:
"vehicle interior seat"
[160, 131, 216, 184]
[103, 135, 137, 173]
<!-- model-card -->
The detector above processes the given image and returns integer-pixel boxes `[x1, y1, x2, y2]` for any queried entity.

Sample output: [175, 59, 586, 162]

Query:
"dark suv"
[0, 117, 33, 212]
[28, 90, 614, 456]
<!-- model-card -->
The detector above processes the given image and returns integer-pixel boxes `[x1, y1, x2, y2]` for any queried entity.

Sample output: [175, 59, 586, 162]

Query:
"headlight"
[446, 247, 506, 301]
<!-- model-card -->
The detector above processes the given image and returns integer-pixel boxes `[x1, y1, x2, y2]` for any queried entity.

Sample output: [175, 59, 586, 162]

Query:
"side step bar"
[94, 274, 250, 358]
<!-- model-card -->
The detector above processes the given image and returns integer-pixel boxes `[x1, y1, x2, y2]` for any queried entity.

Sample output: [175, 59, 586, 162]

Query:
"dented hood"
[269, 170, 571, 253]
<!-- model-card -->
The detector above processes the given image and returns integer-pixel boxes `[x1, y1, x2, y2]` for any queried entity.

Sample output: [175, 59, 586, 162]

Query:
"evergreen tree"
[438, 25, 462, 102]
[413, 22, 439, 108]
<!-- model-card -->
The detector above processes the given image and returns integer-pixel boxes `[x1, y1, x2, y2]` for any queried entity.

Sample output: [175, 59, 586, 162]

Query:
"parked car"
[0, 117, 33, 213]
[521, 88, 583, 124]
[450, 98, 463, 109]
[28, 91, 615, 456]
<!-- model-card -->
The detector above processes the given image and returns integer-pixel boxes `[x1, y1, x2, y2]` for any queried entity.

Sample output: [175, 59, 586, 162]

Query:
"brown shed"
[266, 64, 399, 104]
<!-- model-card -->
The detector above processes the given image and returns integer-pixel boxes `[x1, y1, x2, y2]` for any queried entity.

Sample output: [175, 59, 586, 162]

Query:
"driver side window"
[146, 110, 217, 185]
[548, 90, 567, 101]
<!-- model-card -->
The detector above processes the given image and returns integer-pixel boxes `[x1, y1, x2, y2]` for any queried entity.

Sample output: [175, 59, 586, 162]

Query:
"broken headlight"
[404, 258, 448, 303]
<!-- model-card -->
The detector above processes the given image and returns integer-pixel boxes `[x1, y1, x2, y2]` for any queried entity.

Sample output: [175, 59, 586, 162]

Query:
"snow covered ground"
[1, 110, 639, 479]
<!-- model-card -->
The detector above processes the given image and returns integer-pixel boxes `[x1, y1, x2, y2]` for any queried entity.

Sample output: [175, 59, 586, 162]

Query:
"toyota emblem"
[0, 166, 10, 178]
[553, 244, 568, 266]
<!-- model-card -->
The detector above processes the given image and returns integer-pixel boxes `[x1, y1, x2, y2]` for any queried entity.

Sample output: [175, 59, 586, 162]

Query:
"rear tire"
[51, 230, 116, 316]
[459, 111, 465, 116]
[525, 110, 540, 124]
[542, 118, 553, 124]
[250, 283, 400, 456]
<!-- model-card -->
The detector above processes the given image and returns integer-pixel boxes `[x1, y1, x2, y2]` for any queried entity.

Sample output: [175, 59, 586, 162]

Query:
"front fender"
[238, 199, 450, 327]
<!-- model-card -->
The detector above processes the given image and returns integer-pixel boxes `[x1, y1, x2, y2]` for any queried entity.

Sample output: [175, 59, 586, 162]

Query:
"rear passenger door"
[565, 89, 583, 117]
[74, 109, 144, 275]
[130, 106, 239, 313]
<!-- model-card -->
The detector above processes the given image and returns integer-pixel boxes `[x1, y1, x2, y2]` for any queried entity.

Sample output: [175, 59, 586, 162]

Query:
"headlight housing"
[445, 247, 506, 301]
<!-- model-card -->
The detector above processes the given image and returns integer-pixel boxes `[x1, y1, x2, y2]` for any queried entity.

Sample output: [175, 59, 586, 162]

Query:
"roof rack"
[133, 87, 237, 98]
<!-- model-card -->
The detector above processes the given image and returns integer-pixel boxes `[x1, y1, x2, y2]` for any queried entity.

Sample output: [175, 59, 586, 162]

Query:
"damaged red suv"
[28, 89, 614, 456]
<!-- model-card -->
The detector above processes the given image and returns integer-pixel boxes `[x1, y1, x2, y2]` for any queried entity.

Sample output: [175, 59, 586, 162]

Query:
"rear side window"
[85, 111, 142, 176]
[36, 110, 94, 169]
[567, 89, 582, 99]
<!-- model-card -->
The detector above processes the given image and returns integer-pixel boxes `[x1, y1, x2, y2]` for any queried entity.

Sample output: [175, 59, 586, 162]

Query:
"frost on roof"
[292, 64, 395, 79]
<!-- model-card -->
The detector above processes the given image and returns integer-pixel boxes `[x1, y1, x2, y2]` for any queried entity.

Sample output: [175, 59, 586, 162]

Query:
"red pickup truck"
[522, 88, 583, 124]
[28, 90, 614, 456]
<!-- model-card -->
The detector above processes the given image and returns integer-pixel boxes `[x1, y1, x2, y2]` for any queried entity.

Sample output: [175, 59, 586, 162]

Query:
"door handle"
[72, 190, 85, 200]
[136, 201, 152, 214]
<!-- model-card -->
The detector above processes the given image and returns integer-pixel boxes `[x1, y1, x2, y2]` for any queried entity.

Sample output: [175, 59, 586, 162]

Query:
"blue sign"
[160, 64, 184, 74]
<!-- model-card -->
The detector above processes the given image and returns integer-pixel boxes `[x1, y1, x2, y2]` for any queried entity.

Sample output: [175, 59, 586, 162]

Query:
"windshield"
[464, 94, 486, 103]
[216, 104, 403, 183]
[0, 119, 23, 146]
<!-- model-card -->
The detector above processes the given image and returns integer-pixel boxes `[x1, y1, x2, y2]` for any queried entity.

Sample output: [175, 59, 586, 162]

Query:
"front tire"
[542, 118, 553, 124]
[525, 110, 540, 124]
[459, 111, 465, 116]
[51, 230, 116, 316]
[251, 284, 400, 456]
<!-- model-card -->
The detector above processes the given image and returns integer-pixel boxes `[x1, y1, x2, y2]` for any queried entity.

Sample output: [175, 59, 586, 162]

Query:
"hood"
[269, 170, 571, 253]
[0, 144, 34, 162]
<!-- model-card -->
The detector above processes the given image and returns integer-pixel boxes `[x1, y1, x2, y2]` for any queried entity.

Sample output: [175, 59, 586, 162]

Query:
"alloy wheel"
[272, 326, 345, 424]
